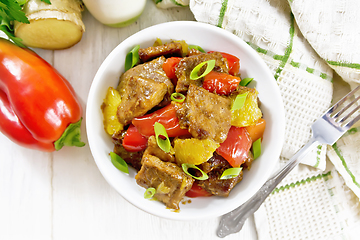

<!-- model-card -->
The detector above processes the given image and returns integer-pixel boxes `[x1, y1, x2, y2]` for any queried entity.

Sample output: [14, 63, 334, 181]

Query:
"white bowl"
[86, 21, 285, 220]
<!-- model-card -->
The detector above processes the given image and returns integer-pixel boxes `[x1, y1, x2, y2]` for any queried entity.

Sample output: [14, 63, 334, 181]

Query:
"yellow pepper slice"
[174, 138, 219, 165]
[231, 87, 262, 127]
[102, 87, 123, 135]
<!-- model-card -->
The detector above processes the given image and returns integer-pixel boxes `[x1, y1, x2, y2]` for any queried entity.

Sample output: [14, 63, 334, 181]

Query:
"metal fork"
[217, 84, 360, 238]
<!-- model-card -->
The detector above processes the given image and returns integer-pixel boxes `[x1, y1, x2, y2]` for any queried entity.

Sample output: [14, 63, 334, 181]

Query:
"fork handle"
[216, 137, 319, 238]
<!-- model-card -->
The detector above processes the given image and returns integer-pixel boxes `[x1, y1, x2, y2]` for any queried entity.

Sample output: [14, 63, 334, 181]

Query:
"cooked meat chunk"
[143, 136, 176, 163]
[118, 56, 174, 106]
[177, 84, 231, 143]
[138, 42, 183, 62]
[113, 142, 143, 171]
[111, 128, 126, 146]
[175, 52, 229, 92]
[200, 153, 229, 173]
[188, 48, 203, 56]
[242, 151, 254, 171]
[117, 76, 168, 125]
[198, 155, 243, 197]
[135, 154, 194, 209]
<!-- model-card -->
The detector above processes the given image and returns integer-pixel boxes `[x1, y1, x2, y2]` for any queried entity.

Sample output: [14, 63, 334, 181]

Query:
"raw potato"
[14, 0, 85, 50]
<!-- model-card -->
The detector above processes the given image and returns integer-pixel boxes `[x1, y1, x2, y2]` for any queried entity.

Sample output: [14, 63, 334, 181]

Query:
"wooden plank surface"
[0, 2, 258, 240]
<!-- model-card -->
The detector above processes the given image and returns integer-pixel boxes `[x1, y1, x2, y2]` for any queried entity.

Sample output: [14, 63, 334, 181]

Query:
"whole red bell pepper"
[0, 38, 85, 152]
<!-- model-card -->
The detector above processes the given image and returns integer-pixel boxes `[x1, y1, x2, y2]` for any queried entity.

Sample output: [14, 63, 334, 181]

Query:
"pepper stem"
[54, 118, 85, 151]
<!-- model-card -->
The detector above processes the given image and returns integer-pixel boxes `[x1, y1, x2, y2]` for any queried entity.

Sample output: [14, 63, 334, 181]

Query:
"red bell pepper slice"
[220, 52, 240, 76]
[216, 126, 252, 168]
[132, 103, 190, 138]
[208, 51, 240, 76]
[185, 181, 212, 198]
[162, 57, 182, 85]
[203, 71, 241, 95]
[0, 38, 84, 151]
[122, 124, 148, 152]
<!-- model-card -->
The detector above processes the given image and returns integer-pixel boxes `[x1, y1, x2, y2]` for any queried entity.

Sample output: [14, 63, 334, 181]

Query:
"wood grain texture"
[0, 2, 259, 240]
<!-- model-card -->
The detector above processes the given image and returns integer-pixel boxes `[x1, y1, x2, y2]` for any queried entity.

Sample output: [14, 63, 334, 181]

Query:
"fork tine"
[345, 110, 360, 129]
[337, 96, 360, 123]
[333, 94, 360, 119]
[331, 84, 360, 118]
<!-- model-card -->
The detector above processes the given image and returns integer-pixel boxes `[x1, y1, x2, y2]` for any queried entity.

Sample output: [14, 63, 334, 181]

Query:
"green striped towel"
[289, 0, 360, 203]
[190, 0, 360, 239]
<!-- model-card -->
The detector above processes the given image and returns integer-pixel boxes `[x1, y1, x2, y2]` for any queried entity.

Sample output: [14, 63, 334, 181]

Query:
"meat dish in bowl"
[86, 21, 285, 220]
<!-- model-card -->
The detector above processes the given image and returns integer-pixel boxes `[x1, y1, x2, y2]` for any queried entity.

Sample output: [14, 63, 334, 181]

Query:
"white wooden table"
[0, 2, 258, 239]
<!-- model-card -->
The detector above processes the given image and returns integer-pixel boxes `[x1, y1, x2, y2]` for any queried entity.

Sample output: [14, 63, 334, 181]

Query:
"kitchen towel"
[189, 0, 360, 239]
[289, 0, 360, 211]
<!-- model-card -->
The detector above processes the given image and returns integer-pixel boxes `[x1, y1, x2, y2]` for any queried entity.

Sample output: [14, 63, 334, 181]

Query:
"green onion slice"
[190, 59, 216, 80]
[240, 78, 253, 86]
[125, 45, 140, 71]
[252, 138, 262, 159]
[154, 122, 171, 153]
[188, 45, 206, 53]
[110, 152, 129, 174]
[170, 92, 185, 103]
[182, 163, 209, 180]
[231, 92, 248, 111]
[220, 167, 242, 180]
[144, 187, 156, 199]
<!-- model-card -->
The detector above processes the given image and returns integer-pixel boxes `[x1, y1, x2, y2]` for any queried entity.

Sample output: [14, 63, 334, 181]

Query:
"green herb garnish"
[240, 78, 253, 86]
[154, 122, 171, 153]
[170, 92, 185, 103]
[110, 152, 129, 174]
[182, 163, 209, 180]
[190, 59, 215, 80]
[220, 167, 242, 180]
[144, 187, 156, 199]
[252, 138, 262, 159]
[231, 92, 248, 111]
[125, 44, 140, 71]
